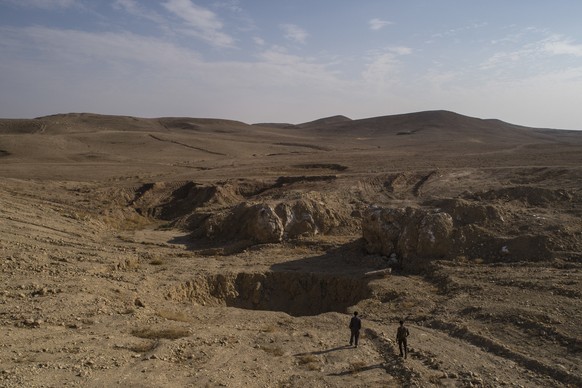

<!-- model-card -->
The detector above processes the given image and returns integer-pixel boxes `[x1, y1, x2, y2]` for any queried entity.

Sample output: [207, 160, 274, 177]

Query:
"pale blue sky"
[1, 0, 581, 129]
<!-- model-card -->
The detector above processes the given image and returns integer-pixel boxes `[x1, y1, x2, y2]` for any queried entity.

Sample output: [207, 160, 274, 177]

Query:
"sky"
[0, 1, 581, 129]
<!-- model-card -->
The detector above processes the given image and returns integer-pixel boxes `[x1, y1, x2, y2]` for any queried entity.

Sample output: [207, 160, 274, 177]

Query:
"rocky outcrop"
[362, 206, 454, 262]
[191, 197, 356, 244]
[275, 198, 346, 238]
[113, 177, 575, 262]
[362, 202, 557, 264]
[192, 203, 284, 244]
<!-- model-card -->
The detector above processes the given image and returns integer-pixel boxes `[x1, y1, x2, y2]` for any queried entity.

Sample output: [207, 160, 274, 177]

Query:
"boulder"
[275, 198, 344, 238]
[416, 212, 455, 257]
[248, 204, 285, 243]
[361, 206, 407, 256]
[362, 206, 453, 262]
[192, 196, 353, 244]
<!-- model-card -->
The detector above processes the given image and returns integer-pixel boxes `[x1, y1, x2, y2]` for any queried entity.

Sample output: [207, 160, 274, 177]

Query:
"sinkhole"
[169, 271, 374, 317]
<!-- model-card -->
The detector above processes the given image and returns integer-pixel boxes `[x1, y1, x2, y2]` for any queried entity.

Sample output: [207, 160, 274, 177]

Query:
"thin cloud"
[390, 46, 412, 56]
[0, 25, 201, 68]
[258, 49, 331, 79]
[480, 50, 526, 70]
[369, 18, 392, 31]
[253, 36, 265, 46]
[280, 24, 308, 44]
[3, 0, 77, 8]
[543, 37, 582, 57]
[162, 0, 234, 47]
[213, 0, 243, 13]
[480, 34, 582, 72]
[362, 47, 411, 88]
[429, 22, 489, 43]
[113, 0, 167, 25]
[0, 24, 340, 90]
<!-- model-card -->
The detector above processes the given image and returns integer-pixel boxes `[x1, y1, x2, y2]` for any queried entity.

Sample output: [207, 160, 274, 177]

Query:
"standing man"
[349, 311, 361, 347]
[396, 320, 410, 358]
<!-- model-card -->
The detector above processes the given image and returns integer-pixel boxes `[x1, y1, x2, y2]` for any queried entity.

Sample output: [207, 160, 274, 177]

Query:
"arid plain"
[1, 110, 581, 387]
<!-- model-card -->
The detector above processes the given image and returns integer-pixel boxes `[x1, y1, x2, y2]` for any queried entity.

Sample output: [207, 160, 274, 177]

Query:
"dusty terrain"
[0, 110, 581, 387]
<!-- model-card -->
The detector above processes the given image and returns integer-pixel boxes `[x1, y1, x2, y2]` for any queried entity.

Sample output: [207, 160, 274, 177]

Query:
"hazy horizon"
[1, 1, 581, 130]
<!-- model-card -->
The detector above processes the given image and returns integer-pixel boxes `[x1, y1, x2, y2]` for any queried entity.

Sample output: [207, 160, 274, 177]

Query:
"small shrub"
[297, 354, 318, 364]
[116, 256, 140, 271]
[127, 340, 159, 353]
[307, 363, 322, 371]
[399, 300, 417, 309]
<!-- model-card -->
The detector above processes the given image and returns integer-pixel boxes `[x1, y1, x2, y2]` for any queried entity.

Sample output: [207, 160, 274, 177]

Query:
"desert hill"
[294, 110, 576, 145]
[293, 115, 352, 129]
[0, 109, 581, 387]
[0, 109, 572, 137]
[0, 110, 580, 182]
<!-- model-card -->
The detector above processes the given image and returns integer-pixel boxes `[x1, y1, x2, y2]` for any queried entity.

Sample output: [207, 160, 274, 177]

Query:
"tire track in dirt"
[412, 170, 438, 197]
[274, 142, 331, 151]
[364, 328, 417, 386]
[0, 216, 84, 239]
[426, 319, 582, 386]
[355, 171, 440, 200]
[148, 134, 226, 156]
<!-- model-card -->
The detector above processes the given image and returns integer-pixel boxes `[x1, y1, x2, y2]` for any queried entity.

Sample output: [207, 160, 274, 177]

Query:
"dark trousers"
[350, 329, 360, 346]
[398, 339, 407, 357]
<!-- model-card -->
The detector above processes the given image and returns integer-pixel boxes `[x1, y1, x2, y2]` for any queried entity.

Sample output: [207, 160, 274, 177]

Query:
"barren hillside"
[0, 111, 581, 387]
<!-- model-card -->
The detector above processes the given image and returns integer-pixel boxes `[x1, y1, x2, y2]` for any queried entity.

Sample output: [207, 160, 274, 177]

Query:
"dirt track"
[1, 111, 581, 387]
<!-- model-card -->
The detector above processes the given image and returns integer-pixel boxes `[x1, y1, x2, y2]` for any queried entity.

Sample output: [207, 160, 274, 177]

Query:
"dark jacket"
[349, 316, 361, 331]
[397, 326, 409, 341]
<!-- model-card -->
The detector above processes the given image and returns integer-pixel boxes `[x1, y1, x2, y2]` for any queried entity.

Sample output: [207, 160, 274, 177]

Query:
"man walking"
[349, 311, 361, 347]
[396, 320, 410, 358]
